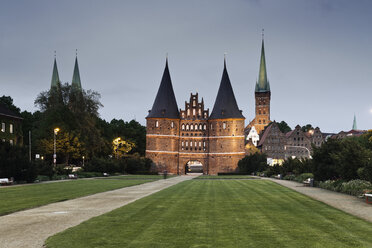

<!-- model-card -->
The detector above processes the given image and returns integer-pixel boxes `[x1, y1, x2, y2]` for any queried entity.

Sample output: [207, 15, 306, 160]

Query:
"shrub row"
[318, 179, 372, 196]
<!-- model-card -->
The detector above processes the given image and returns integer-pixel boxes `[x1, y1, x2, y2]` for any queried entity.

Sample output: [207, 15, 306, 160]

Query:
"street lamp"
[53, 127, 60, 166]
[284, 145, 312, 159]
[82, 156, 85, 167]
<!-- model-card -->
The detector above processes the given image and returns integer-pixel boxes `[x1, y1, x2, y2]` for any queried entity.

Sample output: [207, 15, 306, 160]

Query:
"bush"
[283, 174, 296, 181]
[238, 153, 268, 174]
[76, 171, 103, 178]
[318, 179, 372, 196]
[295, 173, 314, 183]
[0, 142, 37, 182]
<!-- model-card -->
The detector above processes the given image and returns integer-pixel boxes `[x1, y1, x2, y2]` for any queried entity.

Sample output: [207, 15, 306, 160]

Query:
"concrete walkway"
[264, 178, 372, 223]
[0, 175, 196, 248]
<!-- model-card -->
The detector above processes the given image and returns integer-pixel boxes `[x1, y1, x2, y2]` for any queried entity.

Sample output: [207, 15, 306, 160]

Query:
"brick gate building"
[146, 59, 245, 175]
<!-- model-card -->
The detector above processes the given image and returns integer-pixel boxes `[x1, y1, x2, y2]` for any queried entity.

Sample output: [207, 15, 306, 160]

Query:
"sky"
[0, 0, 371, 133]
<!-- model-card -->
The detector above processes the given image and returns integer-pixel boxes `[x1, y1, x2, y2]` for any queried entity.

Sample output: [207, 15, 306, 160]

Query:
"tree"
[0, 95, 21, 114]
[34, 83, 105, 161]
[301, 124, 314, 132]
[277, 121, 291, 133]
[238, 153, 268, 174]
[112, 137, 135, 158]
[39, 131, 85, 164]
[311, 138, 371, 181]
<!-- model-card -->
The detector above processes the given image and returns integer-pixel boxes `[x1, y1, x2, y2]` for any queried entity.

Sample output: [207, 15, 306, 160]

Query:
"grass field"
[0, 176, 159, 216]
[45, 180, 372, 248]
[195, 175, 254, 179]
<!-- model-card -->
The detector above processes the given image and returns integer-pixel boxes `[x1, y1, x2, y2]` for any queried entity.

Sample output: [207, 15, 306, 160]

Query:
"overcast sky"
[1, 0, 371, 133]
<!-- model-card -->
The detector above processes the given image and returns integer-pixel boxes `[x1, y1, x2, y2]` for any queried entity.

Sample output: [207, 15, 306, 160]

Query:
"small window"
[1, 123, 5, 132]
[193, 109, 196, 116]
[190, 124, 194, 130]
[155, 121, 159, 128]
[186, 141, 188, 147]
[9, 124, 13, 134]
[190, 141, 193, 147]
[259, 120, 261, 124]
[203, 141, 206, 147]
[198, 109, 201, 116]
[210, 123, 213, 129]
[195, 124, 198, 130]
[193, 100, 196, 107]
[204, 124, 207, 130]
[182, 141, 184, 147]
[9, 139, 13, 145]
[187, 109, 190, 116]
[186, 124, 189, 130]
[199, 142, 201, 147]
[171, 122, 174, 128]
[223, 122, 226, 129]
[199, 124, 202, 130]
[182, 124, 185, 130]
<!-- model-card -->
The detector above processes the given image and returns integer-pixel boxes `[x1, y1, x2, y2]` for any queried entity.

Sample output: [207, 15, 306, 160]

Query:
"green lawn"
[0, 176, 158, 216]
[45, 180, 372, 248]
[195, 175, 254, 179]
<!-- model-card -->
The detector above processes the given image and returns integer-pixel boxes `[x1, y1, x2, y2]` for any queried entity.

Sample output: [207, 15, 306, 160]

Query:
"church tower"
[146, 58, 180, 174]
[247, 34, 271, 134]
[208, 59, 246, 174]
[71, 54, 83, 92]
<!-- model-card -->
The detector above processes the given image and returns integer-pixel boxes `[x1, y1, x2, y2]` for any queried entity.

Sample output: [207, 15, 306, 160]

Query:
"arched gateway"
[185, 161, 203, 174]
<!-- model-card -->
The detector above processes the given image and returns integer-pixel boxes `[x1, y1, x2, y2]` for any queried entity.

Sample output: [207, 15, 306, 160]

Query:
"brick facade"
[146, 93, 245, 175]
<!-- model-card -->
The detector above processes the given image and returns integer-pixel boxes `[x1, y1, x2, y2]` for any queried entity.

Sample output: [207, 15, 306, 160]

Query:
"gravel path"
[264, 178, 372, 222]
[0, 175, 196, 248]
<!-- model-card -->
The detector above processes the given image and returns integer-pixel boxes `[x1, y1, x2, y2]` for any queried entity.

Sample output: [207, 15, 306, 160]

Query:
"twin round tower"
[146, 38, 271, 175]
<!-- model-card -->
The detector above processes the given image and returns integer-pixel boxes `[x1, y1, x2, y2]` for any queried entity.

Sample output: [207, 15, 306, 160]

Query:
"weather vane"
[262, 28, 264, 39]
[54, 50, 56, 58]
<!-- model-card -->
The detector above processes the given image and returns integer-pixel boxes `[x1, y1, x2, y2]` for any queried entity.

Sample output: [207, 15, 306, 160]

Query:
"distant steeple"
[210, 58, 244, 119]
[255, 32, 270, 92]
[71, 51, 82, 91]
[352, 114, 357, 130]
[147, 58, 180, 119]
[50, 55, 60, 89]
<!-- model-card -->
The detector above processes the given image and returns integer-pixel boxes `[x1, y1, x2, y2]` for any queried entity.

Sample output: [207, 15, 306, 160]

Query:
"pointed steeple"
[352, 114, 357, 130]
[147, 58, 180, 119]
[210, 59, 244, 119]
[71, 52, 82, 91]
[50, 57, 60, 89]
[255, 34, 270, 92]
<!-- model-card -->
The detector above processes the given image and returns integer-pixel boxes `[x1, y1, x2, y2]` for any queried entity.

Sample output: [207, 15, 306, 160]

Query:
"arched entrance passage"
[185, 160, 203, 174]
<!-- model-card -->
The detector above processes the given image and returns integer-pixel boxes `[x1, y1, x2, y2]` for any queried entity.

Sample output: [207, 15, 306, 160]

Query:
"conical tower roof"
[352, 114, 357, 130]
[51, 58, 60, 89]
[147, 59, 179, 119]
[72, 56, 82, 91]
[209, 60, 244, 119]
[255, 39, 270, 92]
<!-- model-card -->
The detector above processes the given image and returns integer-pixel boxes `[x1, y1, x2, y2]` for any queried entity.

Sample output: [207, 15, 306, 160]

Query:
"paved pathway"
[0, 175, 196, 248]
[264, 178, 372, 222]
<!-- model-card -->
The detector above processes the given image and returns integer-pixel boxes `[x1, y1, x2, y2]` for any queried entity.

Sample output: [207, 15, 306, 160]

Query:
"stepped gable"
[209, 60, 244, 119]
[147, 59, 179, 119]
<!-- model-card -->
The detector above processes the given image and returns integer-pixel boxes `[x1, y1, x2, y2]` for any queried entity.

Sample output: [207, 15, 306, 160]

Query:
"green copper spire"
[255, 36, 270, 92]
[352, 114, 357, 130]
[71, 54, 82, 91]
[51, 57, 60, 89]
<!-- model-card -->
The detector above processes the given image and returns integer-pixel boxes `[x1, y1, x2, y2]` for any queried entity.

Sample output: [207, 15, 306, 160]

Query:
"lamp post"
[284, 145, 312, 159]
[82, 156, 85, 167]
[53, 128, 60, 166]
